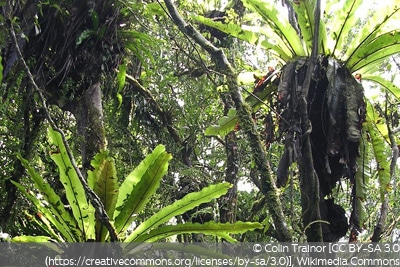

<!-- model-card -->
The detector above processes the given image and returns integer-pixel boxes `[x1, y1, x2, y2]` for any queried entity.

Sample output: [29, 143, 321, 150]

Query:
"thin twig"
[122, 71, 182, 144]
[157, 0, 221, 85]
[240, 77, 291, 126]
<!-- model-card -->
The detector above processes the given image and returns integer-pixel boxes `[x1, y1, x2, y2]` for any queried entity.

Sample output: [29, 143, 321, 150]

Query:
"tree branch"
[161, 0, 231, 70]
[163, 0, 292, 241]
[123, 72, 182, 144]
[9, 20, 118, 242]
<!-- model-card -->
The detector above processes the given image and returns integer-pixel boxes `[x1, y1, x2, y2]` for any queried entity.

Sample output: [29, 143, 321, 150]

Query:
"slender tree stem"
[163, 0, 292, 241]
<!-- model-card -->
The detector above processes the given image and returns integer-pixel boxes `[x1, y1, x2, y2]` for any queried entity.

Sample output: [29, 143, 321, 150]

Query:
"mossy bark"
[232, 90, 292, 241]
[71, 82, 106, 174]
[220, 93, 238, 224]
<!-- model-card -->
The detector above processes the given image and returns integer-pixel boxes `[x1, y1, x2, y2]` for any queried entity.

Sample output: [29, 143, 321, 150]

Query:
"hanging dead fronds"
[275, 56, 365, 241]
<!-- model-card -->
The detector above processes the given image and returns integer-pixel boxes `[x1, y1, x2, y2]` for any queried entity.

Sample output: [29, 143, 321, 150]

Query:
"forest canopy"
[0, 0, 399, 243]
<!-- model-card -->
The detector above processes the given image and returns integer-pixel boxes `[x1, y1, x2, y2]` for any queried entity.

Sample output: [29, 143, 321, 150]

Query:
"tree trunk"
[220, 93, 238, 224]
[70, 82, 106, 174]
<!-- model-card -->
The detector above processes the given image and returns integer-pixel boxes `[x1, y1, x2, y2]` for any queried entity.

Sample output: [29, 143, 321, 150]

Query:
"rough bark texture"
[69, 82, 106, 172]
[220, 93, 238, 224]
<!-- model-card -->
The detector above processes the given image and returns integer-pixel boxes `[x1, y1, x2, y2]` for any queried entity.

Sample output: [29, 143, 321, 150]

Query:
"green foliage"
[12, 235, 53, 242]
[205, 81, 277, 138]
[14, 154, 80, 241]
[327, 0, 363, 57]
[198, 0, 400, 241]
[114, 145, 172, 235]
[193, 15, 292, 62]
[125, 182, 235, 242]
[76, 30, 95, 46]
[292, 0, 327, 55]
[13, 130, 261, 242]
[116, 62, 127, 108]
[87, 151, 119, 242]
[205, 109, 237, 138]
[119, 30, 155, 65]
[48, 128, 96, 240]
[365, 101, 391, 200]
[3, 0, 400, 244]
[131, 221, 260, 243]
[242, 0, 305, 58]
[196, 0, 400, 92]
[363, 75, 400, 101]
[352, 136, 368, 229]
[0, 55, 3, 84]
[351, 100, 394, 231]
[344, 5, 400, 72]
[11, 181, 71, 242]
[346, 30, 400, 72]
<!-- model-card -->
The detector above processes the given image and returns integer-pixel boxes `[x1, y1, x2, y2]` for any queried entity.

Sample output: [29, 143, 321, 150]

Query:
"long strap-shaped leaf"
[131, 221, 263, 243]
[16, 155, 80, 241]
[345, 4, 400, 69]
[365, 101, 391, 200]
[11, 181, 67, 241]
[328, 0, 363, 57]
[292, 0, 327, 55]
[25, 210, 61, 240]
[124, 182, 231, 242]
[293, 0, 315, 55]
[242, 0, 305, 57]
[114, 145, 172, 234]
[48, 128, 95, 241]
[363, 75, 400, 101]
[352, 140, 368, 230]
[87, 151, 119, 241]
[11, 235, 53, 242]
[192, 15, 292, 62]
[346, 31, 400, 72]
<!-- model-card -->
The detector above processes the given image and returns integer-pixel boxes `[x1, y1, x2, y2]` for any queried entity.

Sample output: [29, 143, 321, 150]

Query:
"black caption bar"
[1, 242, 400, 267]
